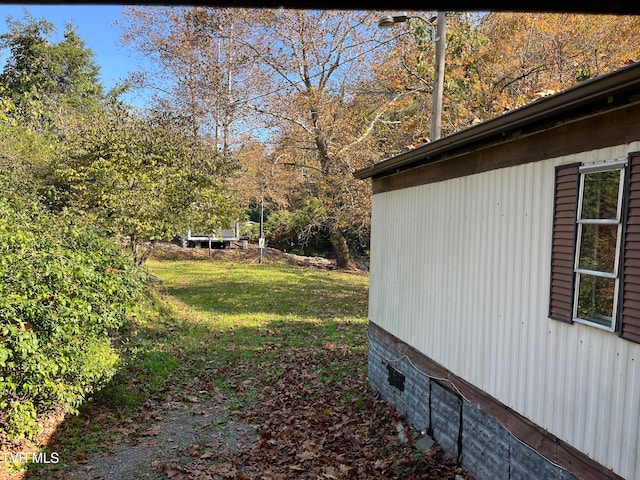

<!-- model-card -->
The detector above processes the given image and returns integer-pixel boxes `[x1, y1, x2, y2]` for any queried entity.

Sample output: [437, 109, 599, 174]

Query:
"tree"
[227, 141, 299, 218]
[475, 13, 640, 110]
[0, 108, 145, 440]
[120, 7, 393, 267]
[55, 100, 239, 264]
[119, 6, 260, 158]
[370, 12, 640, 147]
[0, 11, 103, 126]
[118, 9, 640, 266]
[229, 9, 396, 267]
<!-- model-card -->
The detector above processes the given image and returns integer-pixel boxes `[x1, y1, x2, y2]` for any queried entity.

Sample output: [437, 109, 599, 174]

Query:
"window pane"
[581, 169, 621, 220]
[577, 223, 618, 273]
[576, 274, 615, 327]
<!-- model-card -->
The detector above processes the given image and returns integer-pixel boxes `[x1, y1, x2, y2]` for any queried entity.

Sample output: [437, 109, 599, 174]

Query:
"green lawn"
[144, 259, 370, 404]
[21, 258, 467, 479]
[149, 258, 368, 333]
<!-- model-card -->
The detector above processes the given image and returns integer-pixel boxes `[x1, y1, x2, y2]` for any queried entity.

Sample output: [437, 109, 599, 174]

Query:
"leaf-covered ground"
[13, 258, 472, 480]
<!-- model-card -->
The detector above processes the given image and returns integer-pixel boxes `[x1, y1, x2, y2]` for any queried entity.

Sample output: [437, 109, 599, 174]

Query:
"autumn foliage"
[2, 8, 640, 477]
[119, 9, 640, 266]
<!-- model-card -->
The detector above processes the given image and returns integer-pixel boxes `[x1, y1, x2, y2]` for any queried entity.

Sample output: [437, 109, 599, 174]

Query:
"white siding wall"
[369, 142, 640, 479]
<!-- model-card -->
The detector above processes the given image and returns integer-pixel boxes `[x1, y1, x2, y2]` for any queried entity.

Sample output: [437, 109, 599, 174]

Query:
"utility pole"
[430, 12, 446, 141]
[259, 185, 264, 263]
[378, 11, 447, 141]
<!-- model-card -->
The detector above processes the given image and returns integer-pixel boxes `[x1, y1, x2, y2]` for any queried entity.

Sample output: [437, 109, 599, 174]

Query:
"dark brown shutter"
[620, 153, 640, 343]
[549, 163, 580, 322]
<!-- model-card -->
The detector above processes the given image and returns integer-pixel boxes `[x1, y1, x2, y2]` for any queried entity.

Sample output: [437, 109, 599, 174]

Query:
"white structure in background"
[177, 223, 240, 249]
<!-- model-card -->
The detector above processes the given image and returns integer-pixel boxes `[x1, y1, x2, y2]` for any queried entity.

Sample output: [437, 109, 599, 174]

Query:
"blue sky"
[0, 5, 140, 94]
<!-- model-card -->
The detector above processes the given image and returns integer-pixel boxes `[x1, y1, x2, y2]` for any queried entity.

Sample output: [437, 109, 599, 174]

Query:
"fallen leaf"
[322, 467, 338, 479]
[296, 450, 316, 461]
[164, 466, 183, 478]
[144, 425, 162, 436]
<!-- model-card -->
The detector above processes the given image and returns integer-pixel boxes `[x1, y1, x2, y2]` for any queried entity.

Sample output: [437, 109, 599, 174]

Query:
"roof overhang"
[355, 62, 640, 180]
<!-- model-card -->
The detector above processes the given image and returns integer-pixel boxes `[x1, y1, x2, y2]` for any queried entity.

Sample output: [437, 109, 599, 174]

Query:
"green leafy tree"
[265, 197, 331, 255]
[0, 11, 104, 127]
[55, 101, 240, 264]
[0, 14, 153, 442]
[0, 87, 57, 187]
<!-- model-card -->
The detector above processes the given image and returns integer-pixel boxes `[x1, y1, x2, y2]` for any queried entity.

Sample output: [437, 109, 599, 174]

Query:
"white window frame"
[573, 159, 627, 331]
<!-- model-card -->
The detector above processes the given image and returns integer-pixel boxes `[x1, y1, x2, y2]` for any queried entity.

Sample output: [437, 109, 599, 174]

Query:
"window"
[573, 164, 625, 330]
[549, 153, 640, 342]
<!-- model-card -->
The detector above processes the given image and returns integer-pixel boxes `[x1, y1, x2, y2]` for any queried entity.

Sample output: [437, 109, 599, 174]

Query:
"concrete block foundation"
[368, 331, 577, 480]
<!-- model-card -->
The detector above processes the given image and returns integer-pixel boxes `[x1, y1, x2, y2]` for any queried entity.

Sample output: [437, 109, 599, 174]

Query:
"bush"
[265, 198, 331, 256]
[0, 163, 144, 439]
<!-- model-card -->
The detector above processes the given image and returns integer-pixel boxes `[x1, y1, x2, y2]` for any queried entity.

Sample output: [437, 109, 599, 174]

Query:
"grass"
[150, 259, 368, 321]
[145, 259, 370, 399]
[17, 258, 370, 479]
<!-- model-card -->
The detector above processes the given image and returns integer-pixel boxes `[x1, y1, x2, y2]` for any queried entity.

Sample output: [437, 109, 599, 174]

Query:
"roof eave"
[354, 62, 640, 180]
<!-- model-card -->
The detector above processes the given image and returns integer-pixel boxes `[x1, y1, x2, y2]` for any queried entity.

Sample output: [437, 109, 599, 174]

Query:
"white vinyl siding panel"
[368, 142, 640, 479]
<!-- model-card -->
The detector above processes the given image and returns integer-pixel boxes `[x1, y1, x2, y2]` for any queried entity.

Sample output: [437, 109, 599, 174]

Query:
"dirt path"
[68, 399, 256, 480]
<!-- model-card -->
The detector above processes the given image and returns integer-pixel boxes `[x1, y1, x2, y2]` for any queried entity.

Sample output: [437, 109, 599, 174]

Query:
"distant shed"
[355, 62, 640, 480]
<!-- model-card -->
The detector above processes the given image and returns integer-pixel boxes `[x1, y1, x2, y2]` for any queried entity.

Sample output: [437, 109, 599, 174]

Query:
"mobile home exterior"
[355, 63, 640, 480]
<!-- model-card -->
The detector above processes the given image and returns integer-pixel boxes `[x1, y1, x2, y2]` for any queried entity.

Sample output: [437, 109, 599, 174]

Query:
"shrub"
[0, 163, 144, 439]
[265, 198, 331, 255]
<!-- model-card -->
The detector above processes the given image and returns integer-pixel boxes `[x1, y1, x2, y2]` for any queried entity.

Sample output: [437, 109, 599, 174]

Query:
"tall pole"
[430, 12, 446, 141]
[259, 185, 264, 263]
[377, 12, 446, 141]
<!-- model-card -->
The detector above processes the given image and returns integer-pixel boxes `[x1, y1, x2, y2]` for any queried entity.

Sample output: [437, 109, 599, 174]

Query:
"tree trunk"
[135, 240, 156, 266]
[330, 227, 352, 269]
